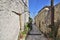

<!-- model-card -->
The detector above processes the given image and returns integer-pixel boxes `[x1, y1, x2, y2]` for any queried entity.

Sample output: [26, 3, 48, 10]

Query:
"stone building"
[0, 0, 29, 40]
[34, 6, 51, 34]
[34, 3, 60, 36]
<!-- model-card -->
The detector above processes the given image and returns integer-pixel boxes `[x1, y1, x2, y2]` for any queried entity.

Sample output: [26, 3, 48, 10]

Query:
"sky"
[29, 0, 60, 19]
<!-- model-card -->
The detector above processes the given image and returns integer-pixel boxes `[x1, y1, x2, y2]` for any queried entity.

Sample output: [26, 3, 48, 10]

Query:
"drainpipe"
[12, 11, 22, 31]
[51, 0, 54, 26]
[12, 11, 29, 31]
[50, 0, 56, 40]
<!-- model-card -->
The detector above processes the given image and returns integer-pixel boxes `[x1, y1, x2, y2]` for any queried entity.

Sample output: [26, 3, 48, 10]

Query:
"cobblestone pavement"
[26, 24, 48, 40]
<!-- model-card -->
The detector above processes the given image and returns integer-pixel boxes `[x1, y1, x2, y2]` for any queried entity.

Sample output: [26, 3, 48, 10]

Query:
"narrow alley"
[26, 24, 48, 40]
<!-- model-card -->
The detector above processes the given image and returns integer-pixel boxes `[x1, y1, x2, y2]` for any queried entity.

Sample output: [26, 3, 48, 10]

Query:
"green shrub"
[24, 23, 30, 33]
[49, 31, 53, 38]
[21, 31, 26, 35]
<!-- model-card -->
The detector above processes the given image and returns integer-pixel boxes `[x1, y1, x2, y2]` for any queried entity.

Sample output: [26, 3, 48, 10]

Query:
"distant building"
[0, 0, 29, 40]
[34, 3, 60, 36]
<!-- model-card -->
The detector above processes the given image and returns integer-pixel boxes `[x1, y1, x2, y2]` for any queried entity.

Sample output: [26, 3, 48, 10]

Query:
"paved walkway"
[26, 24, 48, 40]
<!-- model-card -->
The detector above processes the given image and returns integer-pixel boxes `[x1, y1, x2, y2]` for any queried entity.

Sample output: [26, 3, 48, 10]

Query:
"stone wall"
[0, 0, 25, 40]
[35, 7, 51, 34]
[54, 3, 60, 37]
[34, 3, 60, 35]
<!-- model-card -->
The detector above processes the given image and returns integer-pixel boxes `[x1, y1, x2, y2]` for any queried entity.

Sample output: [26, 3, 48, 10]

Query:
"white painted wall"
[0, 0, 29, 40]
[0, 0, 24, 40]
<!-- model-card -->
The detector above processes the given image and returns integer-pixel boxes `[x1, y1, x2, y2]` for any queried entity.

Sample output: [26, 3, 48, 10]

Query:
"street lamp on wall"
[45, 8, 49, 11]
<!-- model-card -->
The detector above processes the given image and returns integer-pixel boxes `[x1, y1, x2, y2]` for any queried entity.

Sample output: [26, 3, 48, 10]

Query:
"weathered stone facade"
[0, 0, 29, 40]
[34, 3, 60, 36]
[34, 6, 51, 34]
[54, 3, 60, 37]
